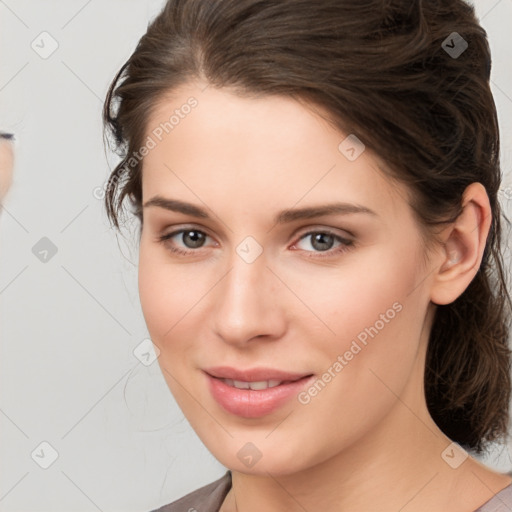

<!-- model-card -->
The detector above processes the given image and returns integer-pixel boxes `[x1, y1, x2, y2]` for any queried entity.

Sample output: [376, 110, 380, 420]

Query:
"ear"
[429, 182, 492, 306]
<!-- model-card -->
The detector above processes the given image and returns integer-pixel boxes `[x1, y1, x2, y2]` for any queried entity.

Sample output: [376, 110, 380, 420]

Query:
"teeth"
[248, 380, 271, 390]
[221, 378, 283, 390]
[233, 380, 249, 389]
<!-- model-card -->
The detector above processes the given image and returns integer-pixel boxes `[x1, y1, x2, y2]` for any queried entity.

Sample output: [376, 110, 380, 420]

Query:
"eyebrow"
[143, 196, 377, 224]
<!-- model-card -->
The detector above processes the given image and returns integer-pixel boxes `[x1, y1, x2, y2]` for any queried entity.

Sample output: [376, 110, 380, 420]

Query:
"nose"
[212, 248, 287, 347]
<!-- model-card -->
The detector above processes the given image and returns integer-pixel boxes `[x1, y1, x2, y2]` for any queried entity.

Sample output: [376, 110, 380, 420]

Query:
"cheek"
[280, 242, 422, 348]
[138, 244, 168, 340]
[138, 239, 214, 368]
[138, 241, 191, 346]
[338, 261, 414, 343]
[287, 241, 427, 410]
[137, 243, 229, 434]
[303, 244, 426, 395]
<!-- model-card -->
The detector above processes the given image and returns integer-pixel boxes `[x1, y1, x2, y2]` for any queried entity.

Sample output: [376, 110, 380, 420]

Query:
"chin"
[201, 434, 318, 477]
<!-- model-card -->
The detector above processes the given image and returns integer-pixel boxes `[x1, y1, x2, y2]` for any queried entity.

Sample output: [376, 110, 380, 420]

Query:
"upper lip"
[204, 366, 313, 382]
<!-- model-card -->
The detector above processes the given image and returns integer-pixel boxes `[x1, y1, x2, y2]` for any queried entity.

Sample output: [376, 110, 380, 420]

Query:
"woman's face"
[139, 82, 437, 475]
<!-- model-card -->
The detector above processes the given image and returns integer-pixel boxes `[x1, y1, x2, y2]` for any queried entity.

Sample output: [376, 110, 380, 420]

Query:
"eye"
[291, 230, 354, 258]
[157, 228, 214, 255]
[157, 226, 355, 259]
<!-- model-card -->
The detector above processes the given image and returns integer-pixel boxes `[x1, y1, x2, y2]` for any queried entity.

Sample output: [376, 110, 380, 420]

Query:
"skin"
[0, 138, 13, 203]
[138, 82, 512, 512]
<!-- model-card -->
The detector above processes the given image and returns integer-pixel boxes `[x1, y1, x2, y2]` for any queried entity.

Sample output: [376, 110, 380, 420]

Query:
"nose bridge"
[212, 243, 283, 344]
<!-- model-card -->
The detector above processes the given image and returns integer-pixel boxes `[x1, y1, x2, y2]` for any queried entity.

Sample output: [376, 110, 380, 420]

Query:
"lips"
[203, 366, 315, 418]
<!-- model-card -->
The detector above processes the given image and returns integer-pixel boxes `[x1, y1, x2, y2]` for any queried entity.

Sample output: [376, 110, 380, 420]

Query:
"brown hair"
[103, 0, 511, 454]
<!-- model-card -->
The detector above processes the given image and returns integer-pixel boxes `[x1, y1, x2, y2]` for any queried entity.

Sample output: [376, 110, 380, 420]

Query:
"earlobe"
[429, 183, 492, 306]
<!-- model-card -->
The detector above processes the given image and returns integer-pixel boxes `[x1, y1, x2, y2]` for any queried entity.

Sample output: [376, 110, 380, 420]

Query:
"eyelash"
[157, 227, 355, 259]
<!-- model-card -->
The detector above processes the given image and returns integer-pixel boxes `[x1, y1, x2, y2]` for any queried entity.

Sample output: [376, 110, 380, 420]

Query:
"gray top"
[151, 471, 231, 512]
[151, 470, 512, 512]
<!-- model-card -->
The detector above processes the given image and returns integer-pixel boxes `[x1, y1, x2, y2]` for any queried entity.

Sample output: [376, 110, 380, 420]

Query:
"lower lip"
[204, 372, 315, 418]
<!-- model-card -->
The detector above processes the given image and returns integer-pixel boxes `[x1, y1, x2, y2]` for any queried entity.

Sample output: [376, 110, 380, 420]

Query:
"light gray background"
[1, 1, 512, 511]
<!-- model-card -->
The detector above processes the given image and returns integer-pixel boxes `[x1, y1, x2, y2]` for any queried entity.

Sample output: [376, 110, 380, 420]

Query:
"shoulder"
[150, 470, 232, 512]
[473, 481, 512, 511]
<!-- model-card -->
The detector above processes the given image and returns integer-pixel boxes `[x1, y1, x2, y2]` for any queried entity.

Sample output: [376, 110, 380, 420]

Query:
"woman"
[102, 0, 512, 510]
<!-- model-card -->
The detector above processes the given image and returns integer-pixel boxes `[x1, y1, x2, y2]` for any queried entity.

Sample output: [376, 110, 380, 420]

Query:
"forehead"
[141, 82, 411, 222]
